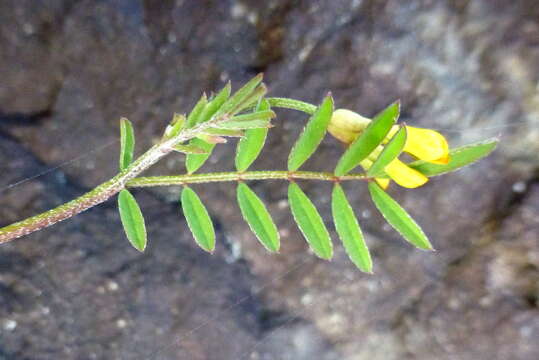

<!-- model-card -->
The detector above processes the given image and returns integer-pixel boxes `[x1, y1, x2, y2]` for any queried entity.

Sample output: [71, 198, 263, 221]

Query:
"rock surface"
[0, 0, 537, 359]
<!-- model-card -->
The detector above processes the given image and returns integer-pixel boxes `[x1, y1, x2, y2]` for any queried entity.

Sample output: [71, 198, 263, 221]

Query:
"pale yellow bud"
[328, 109, 371, 144]
[331, 109, 371, 131]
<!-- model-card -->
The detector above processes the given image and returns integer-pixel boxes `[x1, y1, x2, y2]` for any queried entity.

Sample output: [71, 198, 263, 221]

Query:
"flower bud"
[328, 109, 371, 144]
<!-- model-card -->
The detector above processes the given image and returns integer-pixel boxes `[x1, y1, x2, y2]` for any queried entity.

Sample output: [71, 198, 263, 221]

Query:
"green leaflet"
[229, 110, 275, 123]
[288, 95, 334, 171]
[218, 109, 274, 130]
[331, 184, 373, 273]
[218, 119, 271, 130]
[368, 182, 432, 250]
[119, 118, 135, 171]
[335, 101, 400, 176]
[367, 126, 407, 177]
[162, 113, 185, 140]
[173, 144, 208, 154]
[233, 84, 268, 113]
[203, 128, 244, 137]
[288, 182, 333, 259]
[409, 138, 498, 177]
[185, 138, 216, 174]
[236, 183, 280, 252]
[181, 187, 215, 252]
[231, 84, 268, 114]
[197, 83, 232, 124]
[196, 133, 227, 144]
[186, 94, 208, 128]
[215, 74, 264, 117]
[235, 100, 270, 172]
[118, 189, 147, 252]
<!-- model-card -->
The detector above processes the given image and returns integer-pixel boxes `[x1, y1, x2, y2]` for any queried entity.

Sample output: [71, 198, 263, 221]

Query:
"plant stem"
[127, 171, 368, 187]
[267, 97, 317, 115]
[0, 115, 229, 244]
[0, 97, 327, 244]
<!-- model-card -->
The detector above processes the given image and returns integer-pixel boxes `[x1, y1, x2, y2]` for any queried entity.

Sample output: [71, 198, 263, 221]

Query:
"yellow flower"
[383, 158, 428, 188]
[329, 109, 450, 188]
[387, 125, 450, 165]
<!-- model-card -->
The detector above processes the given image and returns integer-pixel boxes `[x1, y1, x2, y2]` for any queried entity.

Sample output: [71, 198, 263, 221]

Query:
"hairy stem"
[0, 97, 326, 244]
[127, 171, 368, 187]
[0, 115, 230, 244]
[267, 97, 317, 115]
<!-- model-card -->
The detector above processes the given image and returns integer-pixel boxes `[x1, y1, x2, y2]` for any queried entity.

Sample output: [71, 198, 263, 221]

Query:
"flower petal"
[385, 159, 428, 188]
[427, 154, 450, 165]
[375, 178, 390, 189]
[404, 126, 449, 164]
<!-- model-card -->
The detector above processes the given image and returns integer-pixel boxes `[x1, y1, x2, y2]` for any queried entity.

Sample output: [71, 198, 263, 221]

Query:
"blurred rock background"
[0, 0, 538, 359]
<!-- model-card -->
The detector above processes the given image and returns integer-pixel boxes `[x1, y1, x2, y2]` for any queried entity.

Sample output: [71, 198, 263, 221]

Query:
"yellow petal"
[404, 126, 449, 164]
[428, 154, 450, 165]
[375, 178, 390, 189]
[385, 159, 428, 188]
